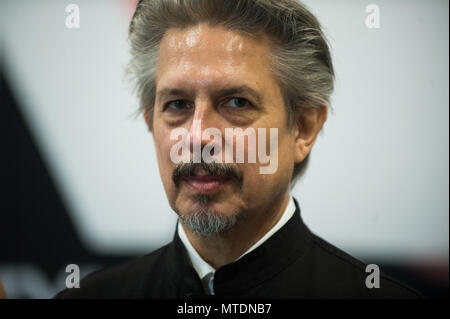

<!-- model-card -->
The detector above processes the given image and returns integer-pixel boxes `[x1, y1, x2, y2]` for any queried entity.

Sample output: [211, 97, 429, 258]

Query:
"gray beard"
[177, 195, 246, 237]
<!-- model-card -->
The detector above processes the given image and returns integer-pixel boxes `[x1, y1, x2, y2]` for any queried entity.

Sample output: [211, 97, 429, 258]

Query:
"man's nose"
[187, 100, 223, 158]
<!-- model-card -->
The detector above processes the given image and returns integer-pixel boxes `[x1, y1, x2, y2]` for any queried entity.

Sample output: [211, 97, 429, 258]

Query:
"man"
[56, 0, 422, 298]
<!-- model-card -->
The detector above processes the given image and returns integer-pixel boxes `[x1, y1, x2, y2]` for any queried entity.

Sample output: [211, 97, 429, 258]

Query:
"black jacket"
[55, 199, 423, 299]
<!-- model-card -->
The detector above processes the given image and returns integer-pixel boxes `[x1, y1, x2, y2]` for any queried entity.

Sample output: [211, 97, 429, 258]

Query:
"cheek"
[152, 129, 179, 202]
[153, 127, 173, 157]
[256, 127, 295, 184]
[152, 129, 176, 178]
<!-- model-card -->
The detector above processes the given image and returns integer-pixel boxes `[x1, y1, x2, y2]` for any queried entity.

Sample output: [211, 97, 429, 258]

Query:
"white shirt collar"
[177, 196, 296, 280]
[178, 218, 216, 279]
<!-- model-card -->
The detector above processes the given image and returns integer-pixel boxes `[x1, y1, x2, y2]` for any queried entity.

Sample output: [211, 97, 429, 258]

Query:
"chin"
[178, 204, 247, 237]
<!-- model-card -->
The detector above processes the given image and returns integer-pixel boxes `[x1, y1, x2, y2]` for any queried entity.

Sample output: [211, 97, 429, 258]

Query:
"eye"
[165, 100, 191, 111]
[225, 97, 251, 109]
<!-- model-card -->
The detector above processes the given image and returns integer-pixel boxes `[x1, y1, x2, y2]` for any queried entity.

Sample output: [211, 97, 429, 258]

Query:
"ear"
[144, 108, 153, 132]
[293, 104, 328, 163]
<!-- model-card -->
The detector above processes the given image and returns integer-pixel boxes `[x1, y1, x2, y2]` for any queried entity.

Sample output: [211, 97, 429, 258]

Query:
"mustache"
[172, 161, 243, 187]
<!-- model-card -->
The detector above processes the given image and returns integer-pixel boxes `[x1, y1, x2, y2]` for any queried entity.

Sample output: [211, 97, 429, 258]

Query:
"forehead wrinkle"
[159, 43, 246, 83]
[162, 25, 253, 60]
[160, 41, 252, 83]
[185, 27, 203, 48]
[158, 27, 273, 84]
[223, 34, 244, 52]
[157, 62, 263, 95]
[159, 48, 249, 86]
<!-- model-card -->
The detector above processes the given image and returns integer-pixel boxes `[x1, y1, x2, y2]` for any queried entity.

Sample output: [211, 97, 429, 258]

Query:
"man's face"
[150, 24, 298, 229]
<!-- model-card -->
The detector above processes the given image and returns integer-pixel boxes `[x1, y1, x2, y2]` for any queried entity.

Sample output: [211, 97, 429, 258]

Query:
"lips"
[182, 175, 232, 194]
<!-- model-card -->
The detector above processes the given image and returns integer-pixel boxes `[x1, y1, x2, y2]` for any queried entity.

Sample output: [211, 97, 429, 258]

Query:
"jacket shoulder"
[54, 243, 171, 299]
[305, 232, 424, 298]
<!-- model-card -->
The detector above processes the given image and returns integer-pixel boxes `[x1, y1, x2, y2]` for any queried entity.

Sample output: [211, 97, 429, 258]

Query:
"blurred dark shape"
[0, 70, 133, 298]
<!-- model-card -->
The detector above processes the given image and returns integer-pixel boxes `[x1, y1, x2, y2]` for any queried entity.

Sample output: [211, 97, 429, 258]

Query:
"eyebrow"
[156, 85, 264, 106]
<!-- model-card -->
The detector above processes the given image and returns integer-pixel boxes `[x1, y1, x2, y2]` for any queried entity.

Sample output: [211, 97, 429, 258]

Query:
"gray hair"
[177, 195, 247, 236]
[127, 0, 335, 183]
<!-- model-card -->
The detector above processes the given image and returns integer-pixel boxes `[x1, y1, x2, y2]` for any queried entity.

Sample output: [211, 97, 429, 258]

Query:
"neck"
[181, 191, 291, 269]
